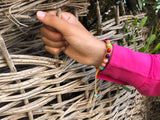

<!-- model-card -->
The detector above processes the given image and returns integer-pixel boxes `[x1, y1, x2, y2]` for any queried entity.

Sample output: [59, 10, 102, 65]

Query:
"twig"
[114, 5, 120, 34]
[96, 1, 102, 35]
[55, 8, 62, 103]
[120, 0, 126, 15]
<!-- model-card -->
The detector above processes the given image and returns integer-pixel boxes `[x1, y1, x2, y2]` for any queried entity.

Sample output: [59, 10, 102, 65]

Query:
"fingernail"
[37, 11, 46, 18]
[62, 13, 69, 21]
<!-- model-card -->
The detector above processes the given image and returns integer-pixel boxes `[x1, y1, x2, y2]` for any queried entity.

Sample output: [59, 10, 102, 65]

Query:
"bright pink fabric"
[97, 44, 160, 96]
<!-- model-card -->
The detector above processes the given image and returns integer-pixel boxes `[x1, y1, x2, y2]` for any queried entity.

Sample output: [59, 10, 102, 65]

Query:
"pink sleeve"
[97, 44, 160, 96]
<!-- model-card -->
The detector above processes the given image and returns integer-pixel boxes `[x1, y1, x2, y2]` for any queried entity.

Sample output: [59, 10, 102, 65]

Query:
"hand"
[36, 11, 106, 68]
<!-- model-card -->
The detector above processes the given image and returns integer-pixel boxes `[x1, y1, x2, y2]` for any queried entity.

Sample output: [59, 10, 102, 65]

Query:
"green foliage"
[116, 85, 131, 94]
[139, 28, 157, 53]
[153, 96, 160, 101]
[139, 16, 148, 28]
[121, 16, 148, 51]
[139, 20, 160, 53]
[153, 1, 160, 10]
[132, 17, 138, 26]
[149, 43, 160, 53]
[122, 15, 160, 54]
[138, 0, 143, 10]
[122, 16, 160, 53]
[120, 85, 132, 92]
[137, 0, 160, 10]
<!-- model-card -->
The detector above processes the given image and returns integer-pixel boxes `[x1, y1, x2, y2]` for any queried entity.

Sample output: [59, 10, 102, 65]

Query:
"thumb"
[36, 11, 70, 34]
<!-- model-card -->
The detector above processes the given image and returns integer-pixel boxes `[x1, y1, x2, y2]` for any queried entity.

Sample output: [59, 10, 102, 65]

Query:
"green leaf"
[132, 35, 137, 51]
[153, 3, 160, 10]
[148, 34, 156, 45]
[139, 17, 148, 28]
[116, 85, 120, 94]
[120, 85, 131, 92]
[138, 0, 143, 10]
[149, 43, 160, 54]
[158, 32, 160, 37]
[144, 34, 156, 53]
[121, 25, 127, 33]
[132, 17, 138, 26]
[126, 17, 129, 24]
[139, 47, 145, 52]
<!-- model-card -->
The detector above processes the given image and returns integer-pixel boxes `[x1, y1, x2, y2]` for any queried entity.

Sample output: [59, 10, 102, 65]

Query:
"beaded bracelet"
[94, 39, 112, 97]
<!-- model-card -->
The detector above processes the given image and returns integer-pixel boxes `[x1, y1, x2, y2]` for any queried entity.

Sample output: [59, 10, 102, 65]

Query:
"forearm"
[97, 44, 160, 96]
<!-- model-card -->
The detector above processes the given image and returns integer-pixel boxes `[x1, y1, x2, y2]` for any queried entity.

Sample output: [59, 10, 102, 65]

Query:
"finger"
[44, 24, 56, 32]
[37, 11, 71, 34]
[45, 46, 65, 55]
[47, 11, 75, 23]
[40, 26, 63, 41]
[42, 37, 66, 48]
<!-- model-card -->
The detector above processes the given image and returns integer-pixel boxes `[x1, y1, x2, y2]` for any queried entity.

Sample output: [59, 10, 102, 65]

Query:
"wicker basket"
[0, 1, 147, 120]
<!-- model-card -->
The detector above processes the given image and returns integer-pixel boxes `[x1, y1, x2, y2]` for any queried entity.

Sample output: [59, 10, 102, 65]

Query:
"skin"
[36, 11, 107, 68]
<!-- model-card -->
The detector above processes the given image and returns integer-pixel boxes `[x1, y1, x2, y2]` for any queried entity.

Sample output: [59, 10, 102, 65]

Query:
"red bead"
[107, 48, 111, 53]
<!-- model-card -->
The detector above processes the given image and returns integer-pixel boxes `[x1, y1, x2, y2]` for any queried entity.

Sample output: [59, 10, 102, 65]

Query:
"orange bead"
[101, 63, 106, 67]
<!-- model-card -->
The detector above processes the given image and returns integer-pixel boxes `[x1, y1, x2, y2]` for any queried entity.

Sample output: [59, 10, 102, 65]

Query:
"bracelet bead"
[106, 43, 112, 48]
[106, 54, 110, 58]
[101, 63, 106, 67]
[94, 94, 98, 97]
[107, 48, 111, 53]
[99, 66, 104, 70]
[103, 58, 108, 63]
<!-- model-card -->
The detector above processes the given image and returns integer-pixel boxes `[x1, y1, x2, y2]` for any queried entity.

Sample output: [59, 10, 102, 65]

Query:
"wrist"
[91, 40, 106, 68]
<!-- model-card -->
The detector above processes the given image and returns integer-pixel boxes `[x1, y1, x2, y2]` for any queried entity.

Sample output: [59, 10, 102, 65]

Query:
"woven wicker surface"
[0, 1, 147, 120]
